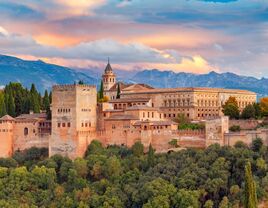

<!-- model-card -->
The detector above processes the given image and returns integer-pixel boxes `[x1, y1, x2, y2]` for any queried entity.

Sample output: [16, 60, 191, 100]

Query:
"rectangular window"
[152, 112, 154, 118]
[67, 123, 71, 127]
[81, 123, 84, 127]
[58, 123, 61, 128]
[62, 123, 66, 127]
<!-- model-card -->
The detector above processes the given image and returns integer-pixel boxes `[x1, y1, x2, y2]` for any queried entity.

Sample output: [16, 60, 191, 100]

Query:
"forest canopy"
[0, 139, 267, 208]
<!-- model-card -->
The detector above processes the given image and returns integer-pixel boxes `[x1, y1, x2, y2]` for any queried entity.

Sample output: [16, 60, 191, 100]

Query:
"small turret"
[102, 58, 116, 91]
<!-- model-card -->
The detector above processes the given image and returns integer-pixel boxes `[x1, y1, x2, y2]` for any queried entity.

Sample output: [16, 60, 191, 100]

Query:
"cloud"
[0, 26, 217, 74]
[0, 26, 179, 64]
[0, 26, 9, 36]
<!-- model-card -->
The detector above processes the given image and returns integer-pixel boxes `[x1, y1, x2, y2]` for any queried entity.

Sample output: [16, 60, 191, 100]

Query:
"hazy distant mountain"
[0, 55, 97, 93]
[0, 55, 267, 98]
[130, 69, 268, 98]
[76, 67, 138, 82]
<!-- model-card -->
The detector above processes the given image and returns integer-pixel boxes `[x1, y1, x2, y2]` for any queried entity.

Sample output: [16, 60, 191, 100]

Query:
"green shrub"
[229, 125, 241, 132]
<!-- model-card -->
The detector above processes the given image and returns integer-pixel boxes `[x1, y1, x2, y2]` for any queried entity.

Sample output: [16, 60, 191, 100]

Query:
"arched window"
[24, 127, 28, 136]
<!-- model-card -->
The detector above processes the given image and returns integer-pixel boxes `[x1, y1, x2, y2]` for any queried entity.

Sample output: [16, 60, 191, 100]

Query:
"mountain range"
[0, 54, 267, 98]
[0, 55, 98, 92]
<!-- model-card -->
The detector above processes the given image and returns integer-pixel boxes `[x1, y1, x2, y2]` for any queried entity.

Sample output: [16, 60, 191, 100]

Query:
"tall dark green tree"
[43, 90, 51, 119]
[244, 162, 257, 208]
[241, 104, 255, 119]
[0, 93, 7, 117]
[147, 144, 155, 168]
[6, 93, 15, 117]
[49, 91, 52, 104]
[253, 103, 261, 118]
[30, 84, 40, 113]
[116, 83, 120, 99]
[99, 81, 104, 100]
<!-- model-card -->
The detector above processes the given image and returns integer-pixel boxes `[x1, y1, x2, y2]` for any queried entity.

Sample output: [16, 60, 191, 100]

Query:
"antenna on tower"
[108, 57, 110, 64]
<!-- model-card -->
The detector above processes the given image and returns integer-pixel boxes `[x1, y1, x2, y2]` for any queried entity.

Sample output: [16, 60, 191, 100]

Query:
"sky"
[0, 0, 268, 77]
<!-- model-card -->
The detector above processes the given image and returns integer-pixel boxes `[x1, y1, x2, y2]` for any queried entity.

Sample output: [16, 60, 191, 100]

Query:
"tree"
[104, 156, 121, 178]
[173, 189, 200, 208]
[0, 93, 7, 117]
[253, 103, 261, 118]
[251, 138, 263, 152]
[74, 158, 88, 178]
[223, 104, 240, 119]
[49, 91, 52, 104]
[260, 97, 268, 117]
[30, 84, 40, 113]
[241, 104, 255, 119]
[78, 80, 84, 85]
[204, 200, 214, 208]
[116, 83, 120, 99]
[6, 93, 15, 117]
[219, 196, 229, 208]
[131, 142, 144, 157]
[244, 162, 257, 208]
[225, 96, 238, 106]
[99, 81, 104, 100]
[223, 97, 240, 119]
[147, 144, 155, 168]
[43, 90, 51, 119]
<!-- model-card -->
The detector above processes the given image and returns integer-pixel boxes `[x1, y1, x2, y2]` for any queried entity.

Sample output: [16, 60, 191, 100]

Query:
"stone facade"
[0, 113, 50, 158]
[119, 88, 256, 120]
[0, 63, 260, 159]
[50, 84, 97, 159]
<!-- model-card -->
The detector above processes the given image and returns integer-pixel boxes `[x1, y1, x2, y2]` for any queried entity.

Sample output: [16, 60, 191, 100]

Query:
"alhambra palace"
[0, 62, 265, 159]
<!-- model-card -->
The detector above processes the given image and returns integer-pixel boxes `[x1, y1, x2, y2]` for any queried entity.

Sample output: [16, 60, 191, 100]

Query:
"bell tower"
[102, 58, 116, 91]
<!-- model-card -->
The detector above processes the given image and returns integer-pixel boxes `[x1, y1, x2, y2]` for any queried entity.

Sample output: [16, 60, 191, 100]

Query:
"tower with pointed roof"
[102, 58, 116, 92]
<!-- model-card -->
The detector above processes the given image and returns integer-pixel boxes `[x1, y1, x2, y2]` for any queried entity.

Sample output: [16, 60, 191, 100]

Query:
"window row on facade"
[197, 100, 219, 107]
[143, 112, 155, 118]
[81, 109, 91, 112]
[57, 108, 71, 113]
[163, 99, 191, 107]
[57, 122, 71, 128]
[114, 102, 147, 109]
[103, 78, 115, 83]
[0, 129, 12, 133]
[164, 113, 190, 118]
[81, 122, 91, 127]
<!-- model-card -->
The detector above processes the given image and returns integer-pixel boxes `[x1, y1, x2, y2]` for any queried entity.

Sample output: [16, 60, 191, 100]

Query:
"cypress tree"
[116, 83, 120, 99]
[147, 144, 155, 168]
[43, 90, 51, 119]
[7, 93, 15, 117]
[99, 81, 104, 100]
[244, 162, 257, 208]
[30, 84, 40, 113]
[0, 93, 7, 117]
[49, 91, 52, 104]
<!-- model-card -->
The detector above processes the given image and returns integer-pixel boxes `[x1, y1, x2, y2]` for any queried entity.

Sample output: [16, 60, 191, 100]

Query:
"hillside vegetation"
[0, 140, 267, 207]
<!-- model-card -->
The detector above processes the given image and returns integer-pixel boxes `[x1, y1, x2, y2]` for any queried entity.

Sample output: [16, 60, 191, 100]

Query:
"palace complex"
[0, 62, 262, 159]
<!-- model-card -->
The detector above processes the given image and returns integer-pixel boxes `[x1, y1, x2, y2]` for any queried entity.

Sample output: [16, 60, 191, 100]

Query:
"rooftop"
[133, 120, 178, 126]
[105, 114, 139, 120]
[121, 87, 256, 95]
[0, 115, 15, 121]
[125, 106, 159, 111]
[16, 113, 47, 121]
[109, 97, 151, 103]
